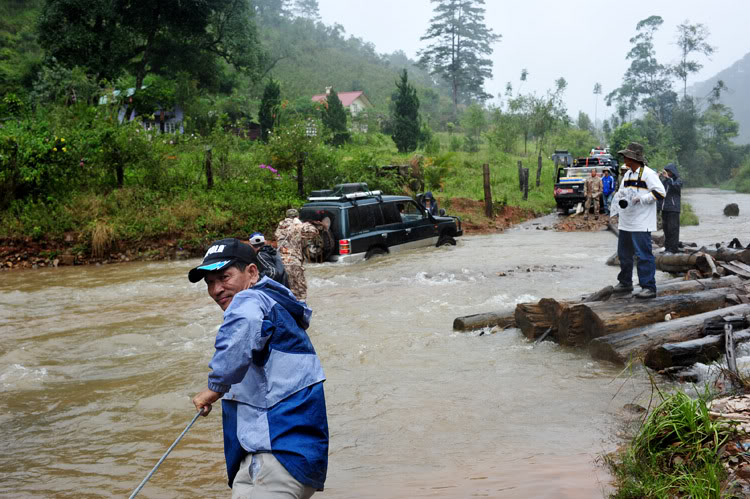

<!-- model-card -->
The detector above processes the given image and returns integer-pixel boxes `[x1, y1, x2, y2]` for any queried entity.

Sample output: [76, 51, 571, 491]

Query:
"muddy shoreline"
[0, 199, 545, 271]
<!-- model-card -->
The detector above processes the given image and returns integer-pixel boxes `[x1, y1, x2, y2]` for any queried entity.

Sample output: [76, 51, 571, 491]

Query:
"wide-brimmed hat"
[188, 238, 256, 283]
[617, 142, 647, 165]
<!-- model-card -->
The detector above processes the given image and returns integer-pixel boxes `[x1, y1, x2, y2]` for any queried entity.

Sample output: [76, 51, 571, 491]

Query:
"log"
[655, 252, 714, 274]
[701, 246, 750, 265]
[645, 328, 750, 371]
[589, 304, 750, 364]
[557, 288, 731, 347]
[508, 277, 740, 339]
[453, 308, 515, 332]
[720, 261, 750, 279]
[514, 298, 567, 340]
[656, 275, 742, 296]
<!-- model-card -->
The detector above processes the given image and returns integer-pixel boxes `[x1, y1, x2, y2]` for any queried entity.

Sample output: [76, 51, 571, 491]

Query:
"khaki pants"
[232, 453, 316, 499]
[584, 194, 600, 215]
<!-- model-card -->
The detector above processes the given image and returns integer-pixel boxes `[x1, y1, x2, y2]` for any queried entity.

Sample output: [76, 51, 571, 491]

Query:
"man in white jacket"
[612, 142, 666, 299]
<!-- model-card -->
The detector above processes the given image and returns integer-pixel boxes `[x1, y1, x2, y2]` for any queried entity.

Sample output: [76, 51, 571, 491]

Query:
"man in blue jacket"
[189, 238, 328, 498]
[601, 169, 616, 215]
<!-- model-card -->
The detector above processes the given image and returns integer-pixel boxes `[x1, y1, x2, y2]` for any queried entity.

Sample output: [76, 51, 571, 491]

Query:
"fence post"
[297, 153, 306, 198]
[482, 163, 493, 218]
[523, 168, 529, 201]
[204, 145, 213, 190]
[517, 160, 524, 192]
[536, 155, 543, 187]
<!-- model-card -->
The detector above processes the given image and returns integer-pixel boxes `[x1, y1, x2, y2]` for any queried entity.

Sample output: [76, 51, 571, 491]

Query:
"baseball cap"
[188, 238, 257, 283]
[249, 232, 265, 246]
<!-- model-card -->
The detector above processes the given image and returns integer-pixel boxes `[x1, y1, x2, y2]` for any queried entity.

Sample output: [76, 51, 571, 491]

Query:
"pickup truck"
[553, 155, 619, 214]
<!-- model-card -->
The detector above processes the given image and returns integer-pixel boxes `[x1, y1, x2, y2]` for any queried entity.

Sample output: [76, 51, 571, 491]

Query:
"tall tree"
[291, 0, 320, 21]
[606, 16, 674, 124]
[593, 82, 602, 127]
[391, 69, 421, 153]
[321, 88, 349, 145]
[37, 0, 265, 90]
[674, 20, 715, 99]
[259, 78, 281, 142]
[417, 0, 501, 115]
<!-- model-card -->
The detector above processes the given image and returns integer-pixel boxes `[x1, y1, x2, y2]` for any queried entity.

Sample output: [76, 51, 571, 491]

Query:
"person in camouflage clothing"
[584, 169, 603, 220]
[275, 209, 319, 301]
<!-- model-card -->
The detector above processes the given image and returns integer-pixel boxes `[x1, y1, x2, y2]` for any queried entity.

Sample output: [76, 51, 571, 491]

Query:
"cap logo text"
[204, 244, 226, 258]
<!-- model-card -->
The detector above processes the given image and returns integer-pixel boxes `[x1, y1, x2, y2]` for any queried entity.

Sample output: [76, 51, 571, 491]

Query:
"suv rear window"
[350, 203, 383, 234]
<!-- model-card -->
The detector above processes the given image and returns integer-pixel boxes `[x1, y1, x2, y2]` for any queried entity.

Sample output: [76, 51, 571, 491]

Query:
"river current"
[0, 188, 747, 498]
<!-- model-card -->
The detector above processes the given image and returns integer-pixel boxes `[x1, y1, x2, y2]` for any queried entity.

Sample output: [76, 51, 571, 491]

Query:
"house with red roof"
[311, 87, 373, 116]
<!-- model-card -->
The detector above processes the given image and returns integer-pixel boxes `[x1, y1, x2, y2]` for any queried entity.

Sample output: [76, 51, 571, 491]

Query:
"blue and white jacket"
[207, 277, 328, 489]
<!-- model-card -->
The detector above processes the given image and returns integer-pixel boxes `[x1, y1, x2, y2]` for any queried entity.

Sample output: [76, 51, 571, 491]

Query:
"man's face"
[205, 264, 259, 311]
[624, 157, 641, 172]
[590, 170, 597, 177]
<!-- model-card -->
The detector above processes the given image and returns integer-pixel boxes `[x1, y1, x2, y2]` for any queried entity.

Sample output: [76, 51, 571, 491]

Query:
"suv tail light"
[339, 239, 351, 254]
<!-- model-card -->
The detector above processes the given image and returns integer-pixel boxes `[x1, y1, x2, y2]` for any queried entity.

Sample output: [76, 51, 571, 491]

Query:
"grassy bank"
[606, 390, 734, 499]
[0, 108, 559, 265]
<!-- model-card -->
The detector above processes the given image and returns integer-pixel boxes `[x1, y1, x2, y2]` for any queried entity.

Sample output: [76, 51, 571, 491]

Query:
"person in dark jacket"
[658, 163, 682, 254]
[422, 191, 439, 216]
[249, 232, 290, 288]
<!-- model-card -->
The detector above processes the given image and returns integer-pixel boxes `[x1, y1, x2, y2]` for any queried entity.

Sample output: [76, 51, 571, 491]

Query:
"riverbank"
[0, 198, 543, 270]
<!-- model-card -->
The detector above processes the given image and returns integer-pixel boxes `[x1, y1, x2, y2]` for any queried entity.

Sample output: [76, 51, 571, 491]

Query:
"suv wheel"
[437, 235, 456, 247]
[365, 247, 387, 260]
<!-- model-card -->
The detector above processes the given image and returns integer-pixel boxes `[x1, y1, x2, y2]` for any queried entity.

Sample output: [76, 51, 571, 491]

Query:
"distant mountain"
[688, 52, 750, 145]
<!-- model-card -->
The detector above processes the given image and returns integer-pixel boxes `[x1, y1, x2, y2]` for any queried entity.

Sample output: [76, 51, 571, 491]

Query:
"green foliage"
[259, 78, 281, 142]
[320, 89, 349, 146]
[37, 0, 264, 92]
[417, 0, 501, 111]
[129, 75, 176, 117]
[461, 103, 486, 152]
[607, 391, 731, 499]
[391, 69, 421, 153]
[680, 202, 699, 226]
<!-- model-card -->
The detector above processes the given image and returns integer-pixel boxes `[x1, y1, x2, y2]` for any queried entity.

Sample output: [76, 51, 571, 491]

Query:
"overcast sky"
[318, 0, 748, 123]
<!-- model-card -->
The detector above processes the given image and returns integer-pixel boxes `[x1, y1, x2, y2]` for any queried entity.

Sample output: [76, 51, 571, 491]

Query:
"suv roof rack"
[307, 190, 383, 202]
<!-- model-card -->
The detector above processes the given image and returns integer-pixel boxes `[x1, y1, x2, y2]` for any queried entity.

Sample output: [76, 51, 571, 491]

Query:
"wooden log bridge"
[589, 303, 750, 365]
[511, 276, 743, 341]
[556, 288, 730, 347]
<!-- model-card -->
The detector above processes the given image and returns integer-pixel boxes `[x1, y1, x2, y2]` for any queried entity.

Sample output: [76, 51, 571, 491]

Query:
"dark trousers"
[662, 211, 680, 253]
[617, 230, 656, 292]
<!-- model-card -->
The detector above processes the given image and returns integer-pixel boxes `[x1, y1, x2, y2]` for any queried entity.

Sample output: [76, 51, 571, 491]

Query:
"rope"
[129, 409, 203, 499]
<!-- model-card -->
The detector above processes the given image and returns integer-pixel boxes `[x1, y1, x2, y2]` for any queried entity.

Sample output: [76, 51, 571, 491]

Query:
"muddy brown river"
[0, 188, 747, 498]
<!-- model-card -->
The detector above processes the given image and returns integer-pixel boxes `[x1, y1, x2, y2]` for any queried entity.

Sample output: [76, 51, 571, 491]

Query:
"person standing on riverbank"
[189, 238, 328, 498]
[613, 143, 666, 300]
[601, 169, 615, 215]
[658, 163, 683, 254]
[583, 169, 603, 220]
[275, 209, 318, 302]
[249, 232, 290, 288]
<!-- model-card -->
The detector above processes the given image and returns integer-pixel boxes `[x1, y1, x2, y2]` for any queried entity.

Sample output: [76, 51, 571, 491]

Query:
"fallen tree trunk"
[655, 252, 715, 274]
[453, 308, 515, 332]
[656, 275, 742, 296]
[588, 304, 750, 364]
[514, 298, 567, 340]
[645, 328, 750, 370]
[701, 246, 750, 265]
[557, 288, 730, 347]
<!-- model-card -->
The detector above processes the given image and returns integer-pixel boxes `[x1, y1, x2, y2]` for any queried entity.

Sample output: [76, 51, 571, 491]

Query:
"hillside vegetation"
[2, 4, 750, 266]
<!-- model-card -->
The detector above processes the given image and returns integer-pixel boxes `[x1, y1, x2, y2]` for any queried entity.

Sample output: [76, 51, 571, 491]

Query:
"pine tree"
[321, 89, 349, 146]
[391, 69, 421, 153]
[417, 0, 501, 115]
[259, 78, 281, 142]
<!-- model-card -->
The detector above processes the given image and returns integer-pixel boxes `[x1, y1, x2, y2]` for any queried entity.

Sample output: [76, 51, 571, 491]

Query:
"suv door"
[401, 200, 438, 247]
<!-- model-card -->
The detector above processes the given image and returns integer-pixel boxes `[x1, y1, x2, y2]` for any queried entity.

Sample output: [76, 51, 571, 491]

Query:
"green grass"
[681, 202, 699, 226]
[606, 391, 733, 499]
